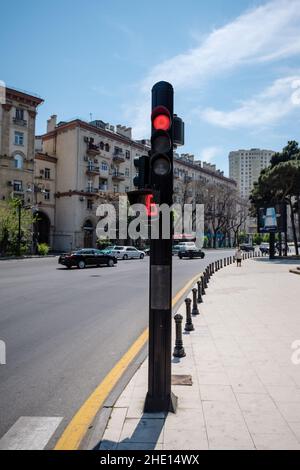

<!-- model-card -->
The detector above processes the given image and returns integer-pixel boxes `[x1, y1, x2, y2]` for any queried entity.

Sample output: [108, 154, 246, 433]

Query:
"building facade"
[0, 87, 43, 206]
[229, 148, 275, 199]
[41, 116, 146, 251]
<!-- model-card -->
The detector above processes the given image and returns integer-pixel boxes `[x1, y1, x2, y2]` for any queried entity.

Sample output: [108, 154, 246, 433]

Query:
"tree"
[250, 149, 300, 255]
[0, 199, 36, 256]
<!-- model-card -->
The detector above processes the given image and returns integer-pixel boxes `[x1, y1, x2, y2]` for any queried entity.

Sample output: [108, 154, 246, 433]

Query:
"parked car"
[102, 245, 145, 260]
[178, 247, 205, 260]
[240, 244, 255, 252]
[259, 243, 269, 255]
[177, 242, 198, 251]
[58, 249, 117, 269]
[172, 245, 182, 256]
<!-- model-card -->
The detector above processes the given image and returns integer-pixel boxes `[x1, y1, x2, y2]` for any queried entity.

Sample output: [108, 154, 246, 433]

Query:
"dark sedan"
[58, 249, 117, 269]
[240, 244, 255, 252]
[178, 248, 205, 260]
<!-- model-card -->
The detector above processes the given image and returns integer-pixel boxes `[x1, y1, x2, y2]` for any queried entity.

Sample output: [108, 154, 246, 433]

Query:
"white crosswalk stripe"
[0, 417, 63, 450]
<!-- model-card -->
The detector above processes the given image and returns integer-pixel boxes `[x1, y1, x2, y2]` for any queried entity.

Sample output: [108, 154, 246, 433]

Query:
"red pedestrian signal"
[145, 193, 158, 217]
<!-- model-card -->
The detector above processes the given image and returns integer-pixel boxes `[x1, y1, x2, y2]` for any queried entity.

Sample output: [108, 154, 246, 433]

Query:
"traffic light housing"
[150, 82, 174, 204]
[133, 155, 150, 190]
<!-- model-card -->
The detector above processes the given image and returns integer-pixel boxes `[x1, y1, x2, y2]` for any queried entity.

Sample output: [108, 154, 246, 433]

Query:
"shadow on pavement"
[95, 413, 166, 451]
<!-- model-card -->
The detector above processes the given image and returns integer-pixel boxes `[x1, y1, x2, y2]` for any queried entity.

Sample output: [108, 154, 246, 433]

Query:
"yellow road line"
[54, 271, 203, 451]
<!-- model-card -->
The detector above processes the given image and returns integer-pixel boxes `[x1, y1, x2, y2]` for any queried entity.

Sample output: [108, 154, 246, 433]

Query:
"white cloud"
[141, 0, 300, 92]
[200, 146, 222, 162]
[129, 0, 300, 138]
[200, 75, 300, 129]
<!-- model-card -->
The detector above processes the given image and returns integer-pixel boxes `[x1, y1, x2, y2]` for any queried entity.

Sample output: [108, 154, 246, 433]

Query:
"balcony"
[99, 185, 108, 192]
[13, 117, 27, 127]
[86, 143, 100, 156]
[113, 153, 125, 163]
[99, 170, 109, 179]
[85, 187, 99, 194]
[86, 165, 100, 176]
[111, 171, 125, 181]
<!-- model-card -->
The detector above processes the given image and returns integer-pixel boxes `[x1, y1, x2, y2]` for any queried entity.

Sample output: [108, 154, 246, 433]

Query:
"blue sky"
[1, 0, 300, 175]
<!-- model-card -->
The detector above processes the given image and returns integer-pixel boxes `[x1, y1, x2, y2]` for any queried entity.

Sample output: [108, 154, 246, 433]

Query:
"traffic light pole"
[144, 82, 177, 413]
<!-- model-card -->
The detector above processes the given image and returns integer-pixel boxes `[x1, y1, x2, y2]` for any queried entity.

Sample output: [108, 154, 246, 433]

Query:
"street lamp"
[25, 183, 47, 254]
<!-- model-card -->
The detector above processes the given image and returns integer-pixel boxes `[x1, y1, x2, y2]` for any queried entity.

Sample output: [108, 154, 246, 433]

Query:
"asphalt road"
[0, 249, 234, 444]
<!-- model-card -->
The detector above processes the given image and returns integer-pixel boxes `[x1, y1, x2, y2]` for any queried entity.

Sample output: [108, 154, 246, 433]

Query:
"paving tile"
[101, 408, 127, 444]
[163, 427, 208, 451]
[251, 432, 300, 450]
[203, 400, 245, 424]
[206, 421, 254, 450]
[200, 384, 236, 402]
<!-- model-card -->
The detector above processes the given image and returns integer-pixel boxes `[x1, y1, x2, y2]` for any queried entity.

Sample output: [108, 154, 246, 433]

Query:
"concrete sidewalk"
[95, 258, 300, 450]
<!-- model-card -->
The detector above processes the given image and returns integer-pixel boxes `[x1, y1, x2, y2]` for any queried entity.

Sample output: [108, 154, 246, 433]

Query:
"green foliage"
[203, 235, 209, 248]
[253, 233, 263, 245]
[97, 237, 111, 249]
[238, 231, 247, 244]
[37, 243, 50, 256]
[0, 199, 35, 256]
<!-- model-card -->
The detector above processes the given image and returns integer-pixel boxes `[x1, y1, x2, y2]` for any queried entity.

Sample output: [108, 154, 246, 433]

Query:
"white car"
[105, 246, 145, 260]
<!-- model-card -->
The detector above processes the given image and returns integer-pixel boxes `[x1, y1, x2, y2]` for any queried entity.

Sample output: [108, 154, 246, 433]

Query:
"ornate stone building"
[0, 87, 44, 206]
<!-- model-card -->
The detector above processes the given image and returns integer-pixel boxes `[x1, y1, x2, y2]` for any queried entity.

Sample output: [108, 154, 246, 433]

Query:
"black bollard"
[197, 280, 203, 304]
[192, 288, 200, 315]
[215, 261, 218, 272]
[224, 258, 227, 267]
[212, 262, 215, 275]
[201, 275, 206, 295]
[184, 298, 194, 332]
[220, 259, 223, 269]
[206, 267, 210, 283]
[173, 314, 186, 358]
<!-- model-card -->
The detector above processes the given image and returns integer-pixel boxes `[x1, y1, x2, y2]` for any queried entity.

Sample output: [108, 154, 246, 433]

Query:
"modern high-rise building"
[229, 148, 275, 199]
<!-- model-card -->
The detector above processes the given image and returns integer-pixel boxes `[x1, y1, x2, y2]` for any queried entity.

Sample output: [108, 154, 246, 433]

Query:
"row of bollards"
[173, 249, 259, 358]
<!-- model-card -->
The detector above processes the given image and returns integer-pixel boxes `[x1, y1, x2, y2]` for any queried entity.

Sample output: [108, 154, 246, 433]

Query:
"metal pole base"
[144, 391, 178, 414]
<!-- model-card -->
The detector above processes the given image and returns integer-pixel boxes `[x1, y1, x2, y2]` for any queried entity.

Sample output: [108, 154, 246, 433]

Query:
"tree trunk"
[289, 199, 299, 256]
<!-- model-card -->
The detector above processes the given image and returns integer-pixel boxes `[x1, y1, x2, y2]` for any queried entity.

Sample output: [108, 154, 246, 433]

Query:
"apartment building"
[229, 148, 275, 199]
[174, 153, 237, 203]
[41, 116, 146, 251]
[0, 87, 43, 206]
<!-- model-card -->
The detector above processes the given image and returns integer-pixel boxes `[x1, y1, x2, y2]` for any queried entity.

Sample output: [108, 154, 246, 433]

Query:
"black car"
[58, 249, 117, 269]
[178, 248, 205, 260]
[240, 244, 255, 252]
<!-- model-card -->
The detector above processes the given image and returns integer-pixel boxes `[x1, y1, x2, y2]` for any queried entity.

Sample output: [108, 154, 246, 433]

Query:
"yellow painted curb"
[54, 271, 203, 450]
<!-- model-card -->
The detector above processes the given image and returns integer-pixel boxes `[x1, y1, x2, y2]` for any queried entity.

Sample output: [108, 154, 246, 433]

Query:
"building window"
[125, 150, 130, 159]
[87, 199, 93, 210]
[101, 161, 108, 171]
[99, 141, 104, 150]
[105, 143, 110, 152]
[113, 185, 118, 193]
[13, 180, 22, 192]
[125, 186, 129, 192]
[125, 168, 130, 177]
[45, 168, 51, 179]
[14, 132, 24, 146]
[14, 154, 23, 169]
[44, 189, 50, 201]
[16, 108, 24, 120]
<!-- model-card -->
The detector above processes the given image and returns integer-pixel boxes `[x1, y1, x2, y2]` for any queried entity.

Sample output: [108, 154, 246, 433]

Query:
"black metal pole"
[144, 81, 177, 413]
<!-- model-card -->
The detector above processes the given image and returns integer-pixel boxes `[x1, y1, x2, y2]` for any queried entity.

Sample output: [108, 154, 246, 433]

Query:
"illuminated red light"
[145, 194, 158, 217]
[153, 114, 171, 131]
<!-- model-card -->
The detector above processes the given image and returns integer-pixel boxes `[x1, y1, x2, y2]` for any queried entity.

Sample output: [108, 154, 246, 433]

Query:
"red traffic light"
[152, 106, 171, 131]
[145, 193, 158, 217]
